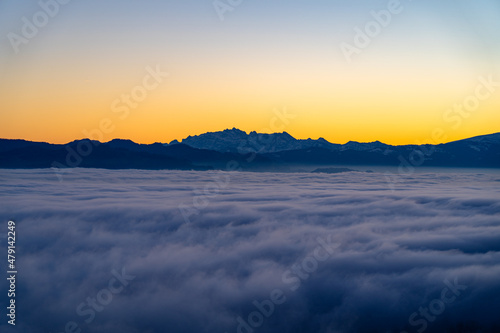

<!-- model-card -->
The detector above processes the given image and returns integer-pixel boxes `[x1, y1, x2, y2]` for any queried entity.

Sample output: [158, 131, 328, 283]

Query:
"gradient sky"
[0, 0, 499, 145]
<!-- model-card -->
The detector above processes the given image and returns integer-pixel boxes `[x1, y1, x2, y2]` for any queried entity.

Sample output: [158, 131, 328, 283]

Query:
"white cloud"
[0, 169, 499, 333]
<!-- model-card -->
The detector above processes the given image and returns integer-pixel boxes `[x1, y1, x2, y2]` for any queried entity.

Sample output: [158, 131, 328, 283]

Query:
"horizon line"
[1, 130, 499, 147]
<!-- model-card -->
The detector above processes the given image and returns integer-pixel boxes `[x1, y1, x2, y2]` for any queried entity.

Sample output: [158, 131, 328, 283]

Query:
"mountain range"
[1, 129, 499, 171]
[170, 128, 341, 153]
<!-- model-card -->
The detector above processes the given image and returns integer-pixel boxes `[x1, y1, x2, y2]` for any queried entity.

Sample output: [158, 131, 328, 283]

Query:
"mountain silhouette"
[0, 131, 499, 170]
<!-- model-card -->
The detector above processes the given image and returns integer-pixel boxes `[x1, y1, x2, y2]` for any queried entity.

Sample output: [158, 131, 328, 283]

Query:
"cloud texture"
[0, 169, 499, 333]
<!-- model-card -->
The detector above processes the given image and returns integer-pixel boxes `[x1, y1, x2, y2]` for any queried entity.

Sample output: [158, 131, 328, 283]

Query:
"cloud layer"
[0, 169, 499, 333]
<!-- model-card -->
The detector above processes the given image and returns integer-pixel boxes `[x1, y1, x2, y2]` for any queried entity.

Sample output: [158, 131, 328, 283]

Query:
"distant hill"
[0, 131, 499, 170]
[0, 139, 209, 171]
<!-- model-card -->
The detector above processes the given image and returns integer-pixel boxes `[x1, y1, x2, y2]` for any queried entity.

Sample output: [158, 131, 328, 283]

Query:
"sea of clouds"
[0, 168, 499, 333]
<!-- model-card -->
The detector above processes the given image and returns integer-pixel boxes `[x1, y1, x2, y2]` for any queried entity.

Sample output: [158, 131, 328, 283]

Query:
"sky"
[0, 0, 499, 145]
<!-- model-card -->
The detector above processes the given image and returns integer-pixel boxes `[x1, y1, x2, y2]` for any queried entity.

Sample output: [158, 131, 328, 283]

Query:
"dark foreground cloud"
[0, 169, 499, 333]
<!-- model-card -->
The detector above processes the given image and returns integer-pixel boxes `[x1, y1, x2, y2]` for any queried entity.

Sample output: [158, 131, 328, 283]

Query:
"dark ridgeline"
[0, 130, 499, 170]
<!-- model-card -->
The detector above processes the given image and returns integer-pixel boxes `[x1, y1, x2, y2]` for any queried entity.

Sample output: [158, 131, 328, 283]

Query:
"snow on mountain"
[169, 129, 500, 158]
[168, 128, 339, 153]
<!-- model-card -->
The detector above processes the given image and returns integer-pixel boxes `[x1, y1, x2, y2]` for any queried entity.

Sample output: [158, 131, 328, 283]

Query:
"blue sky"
[0, 0, 499, 144]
